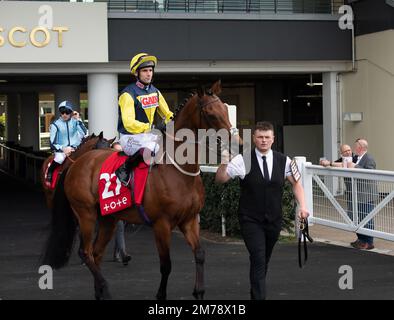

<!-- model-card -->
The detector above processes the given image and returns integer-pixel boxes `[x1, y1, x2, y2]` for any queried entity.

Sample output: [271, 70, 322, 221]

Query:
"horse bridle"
[198, 95, 240, 157]
[298, 217, 313, 268]
[198, 95, 221, 130]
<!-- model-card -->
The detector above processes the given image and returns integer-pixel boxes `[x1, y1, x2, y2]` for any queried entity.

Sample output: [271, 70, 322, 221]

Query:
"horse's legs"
[76, 207, 111, 300]
[180, 216, 205, 300]
[153, 220, 172, 300]
[90, 216, 118, 299]
[93, 217, 117, 266]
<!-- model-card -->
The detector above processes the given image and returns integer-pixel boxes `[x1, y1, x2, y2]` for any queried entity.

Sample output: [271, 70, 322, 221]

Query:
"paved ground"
[1, 170, 394, 300]
[309, 224, 394, 256]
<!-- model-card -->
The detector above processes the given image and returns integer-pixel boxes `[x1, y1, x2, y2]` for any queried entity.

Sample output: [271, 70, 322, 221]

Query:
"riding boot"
[46, 161, 61, 183]
[115, 152, 143, 186]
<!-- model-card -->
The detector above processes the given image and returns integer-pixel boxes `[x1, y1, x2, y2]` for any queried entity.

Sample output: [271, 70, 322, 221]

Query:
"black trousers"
[240, 220, 280, 300]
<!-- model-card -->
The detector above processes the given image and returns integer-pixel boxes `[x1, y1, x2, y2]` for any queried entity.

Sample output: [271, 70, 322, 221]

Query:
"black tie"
[262, 155, 269, 181]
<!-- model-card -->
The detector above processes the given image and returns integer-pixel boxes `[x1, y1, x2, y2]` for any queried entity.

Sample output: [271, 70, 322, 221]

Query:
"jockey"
[46, 100, 87, 184]
[116, 53, 173, 186]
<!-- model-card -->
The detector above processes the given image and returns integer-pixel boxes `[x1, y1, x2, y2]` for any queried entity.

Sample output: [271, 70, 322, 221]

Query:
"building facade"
[0, 0, 391, 168]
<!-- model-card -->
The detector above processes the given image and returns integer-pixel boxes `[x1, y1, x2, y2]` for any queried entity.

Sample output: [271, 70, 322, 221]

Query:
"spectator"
[320, 144, 358, 219]
[113, 221, 131, 265]
[347, 138, 377, 250]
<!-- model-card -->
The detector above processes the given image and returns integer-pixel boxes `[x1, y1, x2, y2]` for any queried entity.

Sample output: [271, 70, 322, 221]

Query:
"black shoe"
[120, 252, 131, 266]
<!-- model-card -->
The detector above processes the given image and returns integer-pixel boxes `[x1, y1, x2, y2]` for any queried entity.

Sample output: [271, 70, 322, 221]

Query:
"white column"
[6, 93, 20, 143]
[322, 72, 338, 160]
[54, 84, 81, 116]
[87, 74, 118, 139]
[323, 72, 340, 195]
[20, 93, 39, 150]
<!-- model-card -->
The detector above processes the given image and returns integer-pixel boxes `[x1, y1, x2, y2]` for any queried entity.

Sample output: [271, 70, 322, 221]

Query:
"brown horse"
[40, 132, 115, 209]
[42, 81, 241, 300]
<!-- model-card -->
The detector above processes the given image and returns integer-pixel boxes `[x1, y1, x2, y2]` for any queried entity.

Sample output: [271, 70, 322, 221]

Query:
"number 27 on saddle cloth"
[98, 152, 149, 216]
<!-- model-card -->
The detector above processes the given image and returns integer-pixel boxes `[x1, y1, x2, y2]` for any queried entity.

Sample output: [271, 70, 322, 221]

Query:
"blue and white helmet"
[58, 100, 74, 112]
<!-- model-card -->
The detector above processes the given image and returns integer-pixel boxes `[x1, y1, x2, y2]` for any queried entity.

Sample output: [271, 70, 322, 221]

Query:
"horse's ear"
[211, 80, 222, 96]
[91, 133, 96, 138]
[109, 137, 116, 145]
[99, 131, 103, 139]
[197, 86, 205, 98]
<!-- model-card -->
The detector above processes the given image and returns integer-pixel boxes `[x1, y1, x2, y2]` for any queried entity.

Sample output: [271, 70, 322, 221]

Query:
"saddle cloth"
[45, 160, 62, 190]
[98, 152, 149, 216]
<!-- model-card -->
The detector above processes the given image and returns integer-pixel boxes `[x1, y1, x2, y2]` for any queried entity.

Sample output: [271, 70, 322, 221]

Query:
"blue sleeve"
[49, 122, 62, 151]
[77, 120, 87, 136]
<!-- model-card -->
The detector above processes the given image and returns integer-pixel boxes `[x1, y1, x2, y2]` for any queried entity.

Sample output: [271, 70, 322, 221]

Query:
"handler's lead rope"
[298, 218, 313, 268]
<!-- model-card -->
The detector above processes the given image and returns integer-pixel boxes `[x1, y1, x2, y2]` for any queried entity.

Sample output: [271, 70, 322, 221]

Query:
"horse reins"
[67, 155, 76, 163]
[298, 217, 313, 268]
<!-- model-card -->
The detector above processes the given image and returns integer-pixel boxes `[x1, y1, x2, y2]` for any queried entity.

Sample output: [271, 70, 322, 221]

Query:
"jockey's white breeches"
[119, 133, 160, 157]
[53, 152, 67, 164]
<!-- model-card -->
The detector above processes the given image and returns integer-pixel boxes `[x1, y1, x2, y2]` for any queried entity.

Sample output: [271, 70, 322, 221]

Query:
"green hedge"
[200, 173, 296, 237]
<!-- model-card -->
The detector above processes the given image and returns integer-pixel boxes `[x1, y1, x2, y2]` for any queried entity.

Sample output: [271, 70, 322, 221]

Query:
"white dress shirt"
[226, 149, 292, 180]
[254, 149, 292, 180]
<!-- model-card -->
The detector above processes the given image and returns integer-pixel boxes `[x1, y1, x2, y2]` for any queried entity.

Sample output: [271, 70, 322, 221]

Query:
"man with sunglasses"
[46, 100, 87, 184]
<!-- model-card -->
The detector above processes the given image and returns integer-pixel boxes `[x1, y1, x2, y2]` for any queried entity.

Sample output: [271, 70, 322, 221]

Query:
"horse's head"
[73, 132, 114, 158]
[95, 131, 116, 149]
[195, 80, 234, 132]
[174, 80, 232, 133]
[172, 80, 243, 155]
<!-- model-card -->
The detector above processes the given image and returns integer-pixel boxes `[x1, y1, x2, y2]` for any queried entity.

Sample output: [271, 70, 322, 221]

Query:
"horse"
[40, 132, 115, 209]
[42, 81, 242, 300]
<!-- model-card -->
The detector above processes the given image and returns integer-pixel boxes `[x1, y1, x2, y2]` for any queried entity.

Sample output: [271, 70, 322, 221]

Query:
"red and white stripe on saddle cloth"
[98, 152, 149, 216]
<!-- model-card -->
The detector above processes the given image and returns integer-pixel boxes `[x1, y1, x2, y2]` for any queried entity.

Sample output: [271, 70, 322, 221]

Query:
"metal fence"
[4, 0, 344, 13]
[107, 0, 344, 14]
[4, 144, 393, 242]
[297, 158, 394, 242]
[0, 143, 47, 185]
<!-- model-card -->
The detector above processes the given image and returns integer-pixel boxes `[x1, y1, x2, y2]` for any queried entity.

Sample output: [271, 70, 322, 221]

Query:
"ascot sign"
[0, 26, 68, 48]
[0, 2, 108, 63]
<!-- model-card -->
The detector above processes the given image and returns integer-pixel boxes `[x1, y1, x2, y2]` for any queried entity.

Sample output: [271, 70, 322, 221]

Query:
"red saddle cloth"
[45, 160, 62, 190]
[98, 152, 149, 216]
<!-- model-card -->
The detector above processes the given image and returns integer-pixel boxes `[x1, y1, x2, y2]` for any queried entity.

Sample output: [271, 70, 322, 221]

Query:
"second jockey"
[116, 53, 173, 186]
[46, 100, 87, 184]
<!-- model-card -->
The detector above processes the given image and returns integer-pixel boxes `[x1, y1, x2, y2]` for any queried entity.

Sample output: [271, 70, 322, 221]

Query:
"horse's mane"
[172, 92, 195, 121]
[172, 88, 214, 121]
[74, 134, 97, 151]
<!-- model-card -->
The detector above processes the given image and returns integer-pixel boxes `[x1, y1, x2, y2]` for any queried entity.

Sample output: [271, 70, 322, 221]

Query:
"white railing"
[296, 158, 394, 242]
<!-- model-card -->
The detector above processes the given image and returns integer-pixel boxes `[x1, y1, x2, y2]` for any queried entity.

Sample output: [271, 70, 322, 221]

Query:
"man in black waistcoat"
[216, 121, 309, 300]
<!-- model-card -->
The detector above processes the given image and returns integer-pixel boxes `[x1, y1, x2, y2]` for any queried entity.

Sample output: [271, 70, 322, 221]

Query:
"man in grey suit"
[348, 138, 377, 250]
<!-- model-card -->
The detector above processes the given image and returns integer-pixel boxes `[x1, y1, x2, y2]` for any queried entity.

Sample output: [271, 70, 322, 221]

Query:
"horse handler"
[215, 121, 309, 300]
